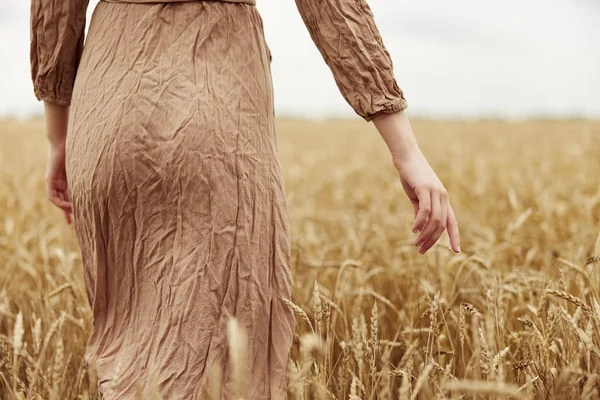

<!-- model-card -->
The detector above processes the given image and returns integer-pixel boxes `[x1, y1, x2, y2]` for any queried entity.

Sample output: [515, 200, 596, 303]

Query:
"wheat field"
[1, 118, 600, 399]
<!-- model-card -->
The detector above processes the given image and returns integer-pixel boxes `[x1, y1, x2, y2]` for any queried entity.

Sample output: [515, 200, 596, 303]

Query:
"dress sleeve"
[294, 0, 408, 121]
[30, 0, 89, 106]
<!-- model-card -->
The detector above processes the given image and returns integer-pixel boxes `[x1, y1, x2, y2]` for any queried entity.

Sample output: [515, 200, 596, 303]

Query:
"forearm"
[372, 110, 421, 164]
[44, 102, 69, 149]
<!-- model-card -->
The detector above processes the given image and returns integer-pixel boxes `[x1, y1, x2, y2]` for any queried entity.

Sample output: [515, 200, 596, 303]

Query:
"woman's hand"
[394, 150, 459, 254]
[46, 144, 72, 224]
[44, 102, 72, 224]
[372, 110, 460, 254]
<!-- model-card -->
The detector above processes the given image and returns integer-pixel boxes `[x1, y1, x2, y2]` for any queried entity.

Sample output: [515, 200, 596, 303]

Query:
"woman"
[31, 0, 460, 398]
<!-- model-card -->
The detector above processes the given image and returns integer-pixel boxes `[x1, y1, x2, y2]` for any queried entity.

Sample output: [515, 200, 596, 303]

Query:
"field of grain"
[1, 118, 600, 399]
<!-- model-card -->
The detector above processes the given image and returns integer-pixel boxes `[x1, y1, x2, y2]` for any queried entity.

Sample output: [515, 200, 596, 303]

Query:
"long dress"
[30, 0, 407, 398]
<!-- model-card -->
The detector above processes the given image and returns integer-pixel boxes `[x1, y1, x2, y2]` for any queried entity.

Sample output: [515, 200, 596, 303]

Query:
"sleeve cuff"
[364, 97, 408, 122]
[34, 87, 72, 107]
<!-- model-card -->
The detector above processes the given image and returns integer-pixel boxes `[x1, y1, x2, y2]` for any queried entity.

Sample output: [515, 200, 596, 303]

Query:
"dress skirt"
[65, 1, 295, 398]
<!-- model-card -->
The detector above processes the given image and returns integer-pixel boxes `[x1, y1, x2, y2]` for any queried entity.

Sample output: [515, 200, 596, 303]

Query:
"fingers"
[58, 191, 73, 224]
[414, 187, 460, 255]
[447, 205, 461, 253]
[48, 186, 73, 225]
[419, 192, 448, 254]
[419, 224, 445, 254]
[49, 189, 72, 210]
[64, 210, 73, 225]
[415, 191, 441, 251]
[411, 188, 431, 233]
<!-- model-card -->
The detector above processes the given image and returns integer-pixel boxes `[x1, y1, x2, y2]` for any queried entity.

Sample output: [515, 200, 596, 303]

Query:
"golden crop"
[1, 118, 599, 399]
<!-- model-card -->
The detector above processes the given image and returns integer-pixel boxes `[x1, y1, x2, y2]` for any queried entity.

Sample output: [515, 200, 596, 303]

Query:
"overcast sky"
[1, 0, 599, 119]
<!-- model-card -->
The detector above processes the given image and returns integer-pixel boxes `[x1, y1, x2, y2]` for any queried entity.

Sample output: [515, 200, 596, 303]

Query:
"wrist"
[48, 139, 66, 152]
[372, 110, 421, 166]
[391, 146, 423, 170]
[389, 137, 420, 161]
[44, 101, 69, 151]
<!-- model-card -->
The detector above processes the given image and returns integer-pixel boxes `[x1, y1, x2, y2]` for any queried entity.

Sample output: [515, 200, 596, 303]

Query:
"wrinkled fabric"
[64, 3, 291, 398]
[30, 0, 407, 398]
[104, 0, 256, 4]
[30, 0, 407, 121]
[294, 0, 408, 120]
[30, 0, 89, 106]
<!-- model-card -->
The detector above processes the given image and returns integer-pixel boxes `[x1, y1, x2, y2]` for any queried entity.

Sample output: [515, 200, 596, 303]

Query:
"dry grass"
[1, 118, 600, 399]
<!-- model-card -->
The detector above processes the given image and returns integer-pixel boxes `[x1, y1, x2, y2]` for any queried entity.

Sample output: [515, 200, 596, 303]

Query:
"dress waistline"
[101, 0, 256, 6]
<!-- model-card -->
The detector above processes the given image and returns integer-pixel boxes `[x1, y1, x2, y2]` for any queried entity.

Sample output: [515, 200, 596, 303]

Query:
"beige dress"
[30, 0, 407, 398]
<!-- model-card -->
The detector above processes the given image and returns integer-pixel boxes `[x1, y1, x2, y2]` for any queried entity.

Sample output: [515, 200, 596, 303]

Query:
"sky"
[1, 0, 599, 119]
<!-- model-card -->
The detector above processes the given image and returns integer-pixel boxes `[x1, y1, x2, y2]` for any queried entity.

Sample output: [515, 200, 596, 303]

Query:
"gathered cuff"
[364, 97, 408, 122]
[34, 86, 72, 107]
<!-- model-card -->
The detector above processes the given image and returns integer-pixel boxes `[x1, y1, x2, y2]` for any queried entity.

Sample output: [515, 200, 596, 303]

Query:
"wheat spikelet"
[398, 369, 410, 400]
[546, 289, 591, 313]
[147, 370, 164, 400]
[410, 364, 433, 400]
[351, 314, 366, 379]
[287, 360, 303, 400]
[0, 339, 12, 391]
[592, 232, 600, 260]
[206, 361, 222, 400]
[11, 311, 24, 394]
[537, 293, 550, 319]
[558, 306, 599, 357]
[468, 313, 482, 380]
[349, 375, 360, 400]
[558, 267, 567, 292]
[0, 290, 9, 317]
[281, 297, 314, 332]
[459, 305, 466, 349]
[369, 302, 378, 380]
[227, 317, 248, 399]
[336, 341, 351, 397]
[546, 309, 559, 343]
[461, 302, 481, 318]
[573, 305, 583, 326]
[428, 293, 441, 360]
[593, 297, 600, 323]
[517, 318, 544, 344]
[496, 285, 506, 352]
[300, 332, 323, 368]
[135, 380, 145, 400]
[556, 258, 590, 284]
[491, 347, 510, 377]
[12, 312, 24, 358]
[429, 360, 446, 376]
[74, 354, 88, 396]
[311, 279, 322, 330]
[322, 296, 331, 336]
[51, 337, 64, 397]
[444, 379, 523, 398]
[582, 374, 599, 399]
[26, 313, 66, 393]
[478, 328, 491, 377]
[377, 349, 390, 400]
[585, 255, 600, 266]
